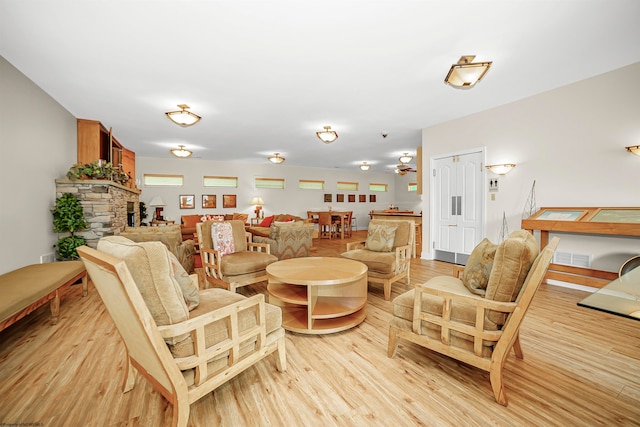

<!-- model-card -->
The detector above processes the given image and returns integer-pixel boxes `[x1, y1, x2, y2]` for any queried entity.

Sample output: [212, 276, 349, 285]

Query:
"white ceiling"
[2, 1, 640, 172]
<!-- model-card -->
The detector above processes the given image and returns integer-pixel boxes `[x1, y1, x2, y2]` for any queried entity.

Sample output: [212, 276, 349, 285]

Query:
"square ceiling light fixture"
[445, 56, 492, 89]
[165, 104, 201, 127]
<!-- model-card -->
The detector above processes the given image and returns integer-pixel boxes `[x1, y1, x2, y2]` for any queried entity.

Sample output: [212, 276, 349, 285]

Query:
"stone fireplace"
[55, 179, 141, 248]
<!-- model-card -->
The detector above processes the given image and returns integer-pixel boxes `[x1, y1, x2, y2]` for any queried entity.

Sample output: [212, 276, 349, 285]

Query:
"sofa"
[247, 214, 307, 238]
[251, 221, 315, 260]
[181, 213, 249, 242]
[120, 224, 196, 273]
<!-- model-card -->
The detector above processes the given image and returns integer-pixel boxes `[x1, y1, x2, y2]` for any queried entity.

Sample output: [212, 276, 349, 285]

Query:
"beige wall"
[421, 62, 640, 271]
[0, 56, 77, 273]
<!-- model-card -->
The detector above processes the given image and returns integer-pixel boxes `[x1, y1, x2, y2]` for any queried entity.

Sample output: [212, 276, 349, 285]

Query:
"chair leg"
[387, 326, 399, 357]
[172, 397, 191, 427]
[122, 357, 136, 393]
[512, 331, 524, 359]
[489, 364, 508, 406]
[383, 279, 391, 301]
[276, 336, 287, 372]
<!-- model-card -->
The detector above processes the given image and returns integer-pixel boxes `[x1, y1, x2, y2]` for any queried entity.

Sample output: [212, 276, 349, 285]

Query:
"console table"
[522, 207, 640, 288]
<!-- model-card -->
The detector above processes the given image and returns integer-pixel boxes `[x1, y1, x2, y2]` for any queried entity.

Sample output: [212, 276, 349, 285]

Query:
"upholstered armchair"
[341, 219, 414, 300]
[78, 237, 286, 427]
[120, 224, 196, 273]
[388, 231, 559, 406]
[196, 220, 278, 293]
[251, 221, 314, 260]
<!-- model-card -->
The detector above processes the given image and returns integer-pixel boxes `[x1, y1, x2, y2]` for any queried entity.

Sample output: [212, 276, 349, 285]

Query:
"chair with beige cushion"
[78, 237, 286, 427]
[120, 224, 196, 273]
[251, 221, 315, 260]
[341, 219, 414, 300]
[388, 231, 559, 406]
[196, 220, 278, 293]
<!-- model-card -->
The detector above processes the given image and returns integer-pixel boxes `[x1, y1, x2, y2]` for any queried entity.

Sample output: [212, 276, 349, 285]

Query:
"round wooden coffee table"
[266, 257, 368, 334]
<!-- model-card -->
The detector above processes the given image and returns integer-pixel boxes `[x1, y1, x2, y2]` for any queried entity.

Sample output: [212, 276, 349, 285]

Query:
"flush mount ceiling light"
[169, 145, 193, 158]
[486, 163, 516, 175]
[316, 125, 338, 143]
[445, 55, 492, 89]
[360, 162, 370, 171]
[398, 153, 413, 164]
[165, 104, 201, 127]
[625, 145, 640, 157]
[268, 153, 285, 164]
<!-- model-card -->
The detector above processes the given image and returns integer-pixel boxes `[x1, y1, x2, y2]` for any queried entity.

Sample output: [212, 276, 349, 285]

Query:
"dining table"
[307, 211, 352, 239]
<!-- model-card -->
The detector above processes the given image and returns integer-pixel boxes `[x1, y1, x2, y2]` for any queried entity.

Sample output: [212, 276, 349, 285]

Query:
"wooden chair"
[336, 211, 353, 238]
[196, 220, 277, 292]
[341, 219, 414, 300]
[317, 212, 336, 239]
[78, 241, 286, 427]
[388, 233, 559, 406]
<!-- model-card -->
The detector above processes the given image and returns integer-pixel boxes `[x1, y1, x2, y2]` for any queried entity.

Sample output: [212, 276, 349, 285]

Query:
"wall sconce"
[360, 162, 370, 171]
[250, 196, 265, 218]
[486, 163, 516, 175]
[316, 125, 338, 143]
[268, 153, 285, 164]
[165, 104, 201, 127]
[169, 145, 193, 158]
[445, 55, 492, 89]
[625, 145, 640, 157]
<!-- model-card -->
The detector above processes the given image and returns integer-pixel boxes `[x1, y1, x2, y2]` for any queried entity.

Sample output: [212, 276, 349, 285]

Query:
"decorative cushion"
[259, 215, 274, 227]
[232, 212, 249, 223]
[485, 230, 539, 326]
[167, 251, 199, 311]
[462, 238, 498, 296]
[365, 223, 398, 252]
[182, 214, 201, 228]
[96, 236, 189, 344]
[211, 222, 235, 256]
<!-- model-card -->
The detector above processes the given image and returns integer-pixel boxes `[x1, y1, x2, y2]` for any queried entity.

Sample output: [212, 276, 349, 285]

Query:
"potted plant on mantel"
[51, 193, 89, 260]
[66, 160, 130, 185]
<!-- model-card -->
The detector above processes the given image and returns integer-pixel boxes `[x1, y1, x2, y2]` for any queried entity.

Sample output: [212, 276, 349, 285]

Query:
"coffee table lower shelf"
[277, 304, 367, 334]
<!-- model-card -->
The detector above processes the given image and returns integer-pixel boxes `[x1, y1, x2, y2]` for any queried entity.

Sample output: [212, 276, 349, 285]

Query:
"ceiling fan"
[394, 162, 417, 175]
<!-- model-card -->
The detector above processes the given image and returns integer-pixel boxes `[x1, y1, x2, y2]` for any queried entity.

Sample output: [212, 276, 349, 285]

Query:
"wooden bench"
[0, 261, 88, 332]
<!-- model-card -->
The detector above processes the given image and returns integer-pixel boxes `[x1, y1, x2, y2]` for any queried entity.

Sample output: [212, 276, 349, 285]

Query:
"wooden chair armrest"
[200, 248, 222, 266]
[158, 294, 268, 382]
[415, 282, 517, 313]
[248, 241, 271, 254]
[452, 264, 465, 278]
[346, 241, 366, 251]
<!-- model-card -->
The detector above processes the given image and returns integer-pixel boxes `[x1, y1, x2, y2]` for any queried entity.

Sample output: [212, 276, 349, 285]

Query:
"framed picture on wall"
[348, 194, 356, 203]
[202, 194, 216, 209]
[336, 194, 344, 203]
[324, 193, 332, 203]
[359, 195, 366, 203]
[179, 194, 195, 209]
[369, 194, 376, 203]
[223, 194, 237, 208]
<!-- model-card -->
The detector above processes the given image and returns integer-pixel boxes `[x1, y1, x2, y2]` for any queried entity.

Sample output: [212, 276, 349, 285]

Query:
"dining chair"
[317, 212, 336, 239]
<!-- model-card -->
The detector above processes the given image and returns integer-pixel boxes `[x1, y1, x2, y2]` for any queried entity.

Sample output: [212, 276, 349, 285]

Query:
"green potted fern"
[52, 193, 89, 260]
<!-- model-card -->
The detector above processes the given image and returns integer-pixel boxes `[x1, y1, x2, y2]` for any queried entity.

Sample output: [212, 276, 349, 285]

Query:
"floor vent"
[554, 251, 591, 268]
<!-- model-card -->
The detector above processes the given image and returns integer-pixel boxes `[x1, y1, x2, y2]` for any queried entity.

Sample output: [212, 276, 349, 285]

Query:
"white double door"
[431, 150, 484, 265]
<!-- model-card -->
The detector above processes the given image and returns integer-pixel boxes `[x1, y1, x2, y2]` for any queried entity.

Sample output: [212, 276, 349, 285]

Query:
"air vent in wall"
[554, 251, 592, 268]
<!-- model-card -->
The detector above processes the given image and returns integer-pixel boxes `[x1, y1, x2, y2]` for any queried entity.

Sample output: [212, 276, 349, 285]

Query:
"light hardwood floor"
[1, 231, 639, 426]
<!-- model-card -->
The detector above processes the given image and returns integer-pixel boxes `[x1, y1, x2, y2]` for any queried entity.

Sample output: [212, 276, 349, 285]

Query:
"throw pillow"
[167, 251, 199, 310]
[182, 215, 201, 228]
[211, 222, 235, 256]
[259, 215, 274, 227]
[365, 223, 398, 252]
[485, 230, 539, 325]
[462, 238, 498, 296]
[232, 212, 249, 223]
